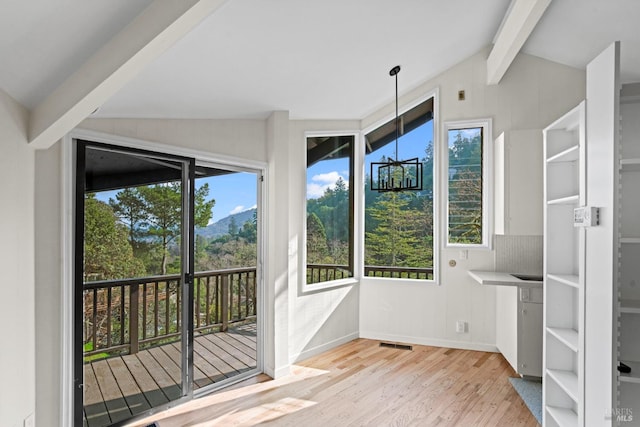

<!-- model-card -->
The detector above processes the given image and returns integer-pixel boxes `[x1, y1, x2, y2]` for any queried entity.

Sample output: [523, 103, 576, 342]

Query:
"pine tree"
[84, 195, 146, 281]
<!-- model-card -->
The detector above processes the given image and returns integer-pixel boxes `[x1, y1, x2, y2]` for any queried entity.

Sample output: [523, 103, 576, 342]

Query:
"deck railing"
[306, 264, 434, 283]
[83, 267, 257, 357]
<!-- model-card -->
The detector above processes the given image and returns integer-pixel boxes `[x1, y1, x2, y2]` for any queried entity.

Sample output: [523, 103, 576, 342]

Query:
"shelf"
[547, 274, 579, 288]
[547, 327, 579, 352]
[547, 369, 579, 402]
[621, 158, 640, 171]
[547, 195, 580, 205]
[619, 360, 640, 384]
[620, 299, 640, 314]
[546, 406, 578, 427]
[548, 145, 580, 163]
[620, 237, 640, 244]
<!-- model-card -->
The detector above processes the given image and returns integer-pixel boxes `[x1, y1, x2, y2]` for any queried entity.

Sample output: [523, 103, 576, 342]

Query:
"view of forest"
[84, 181, 257, 283]
[306, 127, 482, 282]
[84, 128, 480, 284]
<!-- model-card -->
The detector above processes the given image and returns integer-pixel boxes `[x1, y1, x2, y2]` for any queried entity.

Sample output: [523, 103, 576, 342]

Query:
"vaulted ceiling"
[1, 0, 639, 125]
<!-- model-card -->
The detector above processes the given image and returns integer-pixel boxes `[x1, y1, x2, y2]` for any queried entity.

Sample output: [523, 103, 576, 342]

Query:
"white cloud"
[229, 204, 257, 215]
[312, 171, 342, 184]
[307, 171, 348, 199]
[229, 205, 245, 215]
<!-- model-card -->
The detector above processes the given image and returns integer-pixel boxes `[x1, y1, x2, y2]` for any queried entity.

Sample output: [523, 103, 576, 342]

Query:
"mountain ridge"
[196, 208, 256, 239]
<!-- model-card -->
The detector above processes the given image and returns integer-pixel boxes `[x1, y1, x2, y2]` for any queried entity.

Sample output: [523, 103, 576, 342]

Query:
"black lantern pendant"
[370, 65, 423, 192]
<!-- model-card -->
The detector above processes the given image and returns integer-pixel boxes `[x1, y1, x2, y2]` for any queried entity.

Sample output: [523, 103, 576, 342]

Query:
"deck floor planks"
[192, 339, 240, 379]
[224, 323, 257, 347]
[120, 353, 171, 409]
[211, 330, 256, 364]
[133, 350, 182, 401]
[84, 324, 258, 427]
[162, 342, 212, 389]
[198, 333, 254, 371]
[146, 345, 182, 385]
[83, 363, 112, 427]
[91, 359, 132, 424]
[107, 357, 151, 417]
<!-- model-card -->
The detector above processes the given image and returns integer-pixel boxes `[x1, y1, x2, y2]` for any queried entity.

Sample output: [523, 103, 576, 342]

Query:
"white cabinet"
[543, 101, 585, 426]
[494, 130, 544, 236]
[520, 294, 543, 377]
[496, 285, 543, 378]
[616, 83, 640, 423]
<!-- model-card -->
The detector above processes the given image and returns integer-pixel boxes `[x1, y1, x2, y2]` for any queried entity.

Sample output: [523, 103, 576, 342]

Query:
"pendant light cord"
[389, 65, 401, 162]
[395, 70, 399, 161]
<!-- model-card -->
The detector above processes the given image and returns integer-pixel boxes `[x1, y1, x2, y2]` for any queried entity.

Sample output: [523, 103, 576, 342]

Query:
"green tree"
[306, 177, 350, 266]
[228, 216, 239, 238]
[109, 188, 145, 246]
[365, 192, 425, 267]
[110, 182, 215, 275]
[306, 212, 329, 263]
[448, 130, 482, 244]
[238, 210, 257, 243]
[84, 194, 146, 281]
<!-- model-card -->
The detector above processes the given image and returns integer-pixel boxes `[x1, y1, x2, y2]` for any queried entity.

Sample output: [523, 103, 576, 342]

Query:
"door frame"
[61, 129, 267, 426]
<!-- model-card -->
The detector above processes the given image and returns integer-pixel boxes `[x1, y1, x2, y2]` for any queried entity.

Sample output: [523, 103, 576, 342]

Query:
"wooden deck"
[84, 322, 257, 427]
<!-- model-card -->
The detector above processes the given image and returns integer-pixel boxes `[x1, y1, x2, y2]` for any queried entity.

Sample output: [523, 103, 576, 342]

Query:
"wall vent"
[379, 342, 413, 351]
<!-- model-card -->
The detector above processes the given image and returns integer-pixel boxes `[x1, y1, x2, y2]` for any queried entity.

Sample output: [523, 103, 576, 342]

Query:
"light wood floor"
[127, 338, 539, 426]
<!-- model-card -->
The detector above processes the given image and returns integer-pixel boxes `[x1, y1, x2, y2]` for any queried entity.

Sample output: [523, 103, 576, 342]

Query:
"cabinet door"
[519, 302, 543, 377]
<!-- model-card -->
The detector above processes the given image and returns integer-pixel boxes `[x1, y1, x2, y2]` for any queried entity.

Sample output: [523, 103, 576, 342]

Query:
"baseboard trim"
[264, 364, 291, 379]
[359, 331, 498, 353]
[290, 332, 360, 364]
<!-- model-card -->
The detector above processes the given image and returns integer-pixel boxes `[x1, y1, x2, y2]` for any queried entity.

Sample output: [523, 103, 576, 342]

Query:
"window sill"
[361, 276, 439, 286]
[301, 277, 359, 294]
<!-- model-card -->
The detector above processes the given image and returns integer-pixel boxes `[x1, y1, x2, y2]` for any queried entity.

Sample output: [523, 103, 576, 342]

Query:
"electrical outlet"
[456, 320, 468, 333]
[24, 413, 35, 427]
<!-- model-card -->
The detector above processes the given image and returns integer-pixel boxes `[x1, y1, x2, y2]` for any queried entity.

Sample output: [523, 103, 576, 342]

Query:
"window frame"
[303, 130, 360, 292]
[443, 118, 493, 250]
[360, 89, 440, 284]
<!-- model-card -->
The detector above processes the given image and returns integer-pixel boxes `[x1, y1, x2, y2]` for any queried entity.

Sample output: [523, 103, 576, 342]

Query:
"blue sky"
[307, 120, 433, 199]
[95, 171, 258, 225]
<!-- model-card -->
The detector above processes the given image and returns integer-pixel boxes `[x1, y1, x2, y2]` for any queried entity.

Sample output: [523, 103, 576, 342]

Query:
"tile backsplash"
[494, 235, 543, 275]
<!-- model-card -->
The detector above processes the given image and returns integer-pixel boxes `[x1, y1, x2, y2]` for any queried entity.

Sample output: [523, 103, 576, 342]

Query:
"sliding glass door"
[74, 142, 262, 426]
[76, 142, 195, 426]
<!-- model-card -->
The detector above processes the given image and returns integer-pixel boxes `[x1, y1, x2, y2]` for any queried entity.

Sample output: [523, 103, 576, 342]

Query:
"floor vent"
[379, 342, 413, 351]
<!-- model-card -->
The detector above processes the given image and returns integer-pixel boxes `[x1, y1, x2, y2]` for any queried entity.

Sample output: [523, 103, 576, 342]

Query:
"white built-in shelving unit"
[616, 85, 640, 422]
[543, 101, 585, 427]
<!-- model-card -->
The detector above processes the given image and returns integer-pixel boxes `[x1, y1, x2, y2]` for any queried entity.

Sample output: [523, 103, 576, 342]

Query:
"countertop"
[468, 270, 543, 288]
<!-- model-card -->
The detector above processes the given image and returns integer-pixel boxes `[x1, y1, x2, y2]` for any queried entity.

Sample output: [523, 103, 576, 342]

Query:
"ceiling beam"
[28, 0, 228, 149]
[486, 0, 552, 85]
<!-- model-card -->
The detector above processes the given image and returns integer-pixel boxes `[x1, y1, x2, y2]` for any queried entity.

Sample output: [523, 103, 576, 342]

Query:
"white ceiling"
[1, 0, 639, 121]
[522, 0, 640, 84]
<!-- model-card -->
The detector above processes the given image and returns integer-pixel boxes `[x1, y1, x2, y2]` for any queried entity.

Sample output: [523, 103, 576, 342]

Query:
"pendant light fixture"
[370, 65, 423, 192]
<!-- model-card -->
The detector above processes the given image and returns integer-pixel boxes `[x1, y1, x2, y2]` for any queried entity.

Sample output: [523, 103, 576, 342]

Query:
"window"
[444, 119, 492, 248]
[306, 135, 354, 284]
[364, 98, 435, 280]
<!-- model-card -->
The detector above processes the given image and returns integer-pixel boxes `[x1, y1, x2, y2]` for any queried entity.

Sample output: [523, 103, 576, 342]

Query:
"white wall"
[359, 48, 586, 351]
[80, 118, 268, 163]
[35, 143, 62, 427]
[0, 89, 36, 426]
[287, 120, 361, 362]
